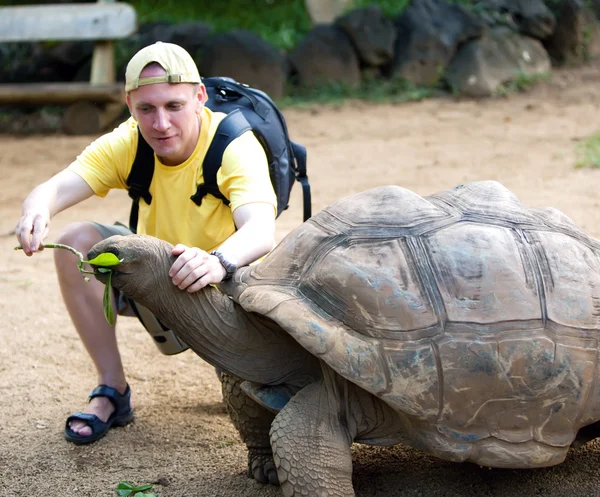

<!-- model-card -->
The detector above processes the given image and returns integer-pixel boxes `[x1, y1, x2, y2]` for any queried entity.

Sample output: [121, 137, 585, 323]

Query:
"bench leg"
[62, 101, 125, 135]
[90, 40, 116, 86]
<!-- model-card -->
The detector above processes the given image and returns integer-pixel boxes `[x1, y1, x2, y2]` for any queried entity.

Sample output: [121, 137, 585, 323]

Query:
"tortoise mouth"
[91, 267, 126, 284]
[85, 248, 125, 285]
[86, 245, 121, 262]
[85, 243, 127, 285]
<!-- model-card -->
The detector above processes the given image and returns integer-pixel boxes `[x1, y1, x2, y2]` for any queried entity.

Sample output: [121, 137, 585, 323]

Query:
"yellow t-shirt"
[68, 107, 276, 251]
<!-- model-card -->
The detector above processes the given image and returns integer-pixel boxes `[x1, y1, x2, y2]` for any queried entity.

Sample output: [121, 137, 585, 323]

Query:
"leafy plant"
[125, 0, 312, 51]
[116, 481, 156, 497]
[495, 71, 552, 97]
[86, 252, 122, 326]
[350, 0, 473, 16]
[575, 132, 600, 169]
[279, 75, 432, 108]
[14, 243, 121, 325]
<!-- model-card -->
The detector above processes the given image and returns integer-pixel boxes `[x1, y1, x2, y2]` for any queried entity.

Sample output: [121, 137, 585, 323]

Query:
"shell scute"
[532, 336, 597, 445]
[321, 185, 451, 231]
[533, 231, 600, 329]
[381, 341, 439, 421]
[300, 238, 438, 336]
[429, 180, 539, 226]
[427, 222, 542, 324]
[436, 336, 500, 442]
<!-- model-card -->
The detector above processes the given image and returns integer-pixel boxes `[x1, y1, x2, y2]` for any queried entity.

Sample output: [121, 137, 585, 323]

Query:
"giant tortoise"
[89, 180, 600, 497]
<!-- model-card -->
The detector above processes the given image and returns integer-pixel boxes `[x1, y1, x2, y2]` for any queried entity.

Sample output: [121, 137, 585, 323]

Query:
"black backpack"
[126, 76, 312, 233]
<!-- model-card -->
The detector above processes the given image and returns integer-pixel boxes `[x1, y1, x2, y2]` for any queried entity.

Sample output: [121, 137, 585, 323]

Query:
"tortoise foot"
[248, 447, 279, 485]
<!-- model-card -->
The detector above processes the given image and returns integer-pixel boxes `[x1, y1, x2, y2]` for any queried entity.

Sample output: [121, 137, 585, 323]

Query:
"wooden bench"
[0, 1, 137, 135]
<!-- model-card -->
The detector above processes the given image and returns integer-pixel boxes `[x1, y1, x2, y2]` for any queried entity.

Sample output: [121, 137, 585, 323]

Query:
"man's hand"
[15, 170, 94, 256]
[15, 207, 51, 256]
[169, 244, 226, 292]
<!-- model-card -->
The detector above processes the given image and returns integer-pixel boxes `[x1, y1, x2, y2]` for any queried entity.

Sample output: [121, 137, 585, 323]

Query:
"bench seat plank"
[0, 3, 137, 42]
[0, 82, 124, 105]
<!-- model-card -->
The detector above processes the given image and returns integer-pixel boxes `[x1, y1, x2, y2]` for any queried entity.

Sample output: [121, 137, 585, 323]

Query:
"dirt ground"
[3, 64, 600, 497]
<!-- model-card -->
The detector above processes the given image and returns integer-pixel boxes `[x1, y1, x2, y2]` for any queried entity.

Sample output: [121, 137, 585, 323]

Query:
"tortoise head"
[87, 234, 175, 300]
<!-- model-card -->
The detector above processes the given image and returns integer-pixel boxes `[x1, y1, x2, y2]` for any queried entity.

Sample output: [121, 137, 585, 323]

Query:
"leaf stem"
[15, 242, 116, 325]
[15, 243, 86, 272]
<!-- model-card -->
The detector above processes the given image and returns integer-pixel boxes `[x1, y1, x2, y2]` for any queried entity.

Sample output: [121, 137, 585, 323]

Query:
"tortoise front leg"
[270, 379, 355, 497]
[220, 372, 279, 485]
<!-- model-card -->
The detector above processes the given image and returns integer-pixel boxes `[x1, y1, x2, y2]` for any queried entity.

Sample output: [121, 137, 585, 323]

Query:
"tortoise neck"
[136, 284, 320, 386]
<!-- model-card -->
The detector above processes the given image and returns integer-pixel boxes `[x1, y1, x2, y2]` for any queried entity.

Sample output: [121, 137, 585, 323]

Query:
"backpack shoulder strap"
[190, 109, 252, 207]
[126, 127, 155, 233]
[290, 141, 311, 221]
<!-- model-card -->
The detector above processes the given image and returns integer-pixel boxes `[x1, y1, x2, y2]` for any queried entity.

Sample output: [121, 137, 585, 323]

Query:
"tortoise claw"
[248, 449, 279, 486]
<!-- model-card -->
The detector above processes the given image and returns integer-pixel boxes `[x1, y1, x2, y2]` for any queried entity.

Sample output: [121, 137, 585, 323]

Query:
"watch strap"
[210, 250, 238, 280]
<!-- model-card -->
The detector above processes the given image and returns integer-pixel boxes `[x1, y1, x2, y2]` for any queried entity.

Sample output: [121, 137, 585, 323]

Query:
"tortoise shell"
[226, 181, 600, 465]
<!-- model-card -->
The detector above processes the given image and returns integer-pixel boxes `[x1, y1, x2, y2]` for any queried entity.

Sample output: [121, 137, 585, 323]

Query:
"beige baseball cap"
[125, 41, 201, 93]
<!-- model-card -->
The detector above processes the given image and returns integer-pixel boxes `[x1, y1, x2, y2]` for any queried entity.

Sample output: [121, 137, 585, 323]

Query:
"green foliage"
[575, 132, 600, 169]
[349, 0, 473, 17]
[85, 253, 122, 267]
[279, 75, 433, 108]
[82, 252, 121, 326]
[102, 270, 116, 326]
[348, 0, 412, 16]
[495, 71, 552, 97]
[127, 0, 312, 51]
[116, 481, 156, 497]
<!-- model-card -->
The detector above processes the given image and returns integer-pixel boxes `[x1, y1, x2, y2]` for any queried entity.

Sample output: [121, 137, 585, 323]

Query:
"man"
[15, 42, 277, 445]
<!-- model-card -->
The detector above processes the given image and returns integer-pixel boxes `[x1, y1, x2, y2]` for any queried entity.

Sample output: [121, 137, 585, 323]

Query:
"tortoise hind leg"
[220, 372, 279, 485]
[270, 379, 355, 497]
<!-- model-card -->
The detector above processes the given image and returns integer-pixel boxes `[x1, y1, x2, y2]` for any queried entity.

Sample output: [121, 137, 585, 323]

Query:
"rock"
[0, 43, 43, 84]
[334, 5, 397, 67]
[115, 21, 177, 79]
[382, 0, 485, 86]
[474, 0, 556, 40]
[592, 0, 600, 19]
[198, 30, 288, 99]
[115, 21, 212, 82]
[544, 0, 600, 65]
[47, 41, 95, 82]
[289, 24, 361, 89]
[445, 26, 551, 97]
[170, 22, 213, 59]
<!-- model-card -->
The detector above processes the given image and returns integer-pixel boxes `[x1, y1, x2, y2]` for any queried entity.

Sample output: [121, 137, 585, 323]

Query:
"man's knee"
[54, 222, 104, 265]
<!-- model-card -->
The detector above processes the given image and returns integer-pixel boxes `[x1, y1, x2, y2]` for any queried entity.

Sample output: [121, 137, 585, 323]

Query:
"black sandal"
[64, 384, 134, 445]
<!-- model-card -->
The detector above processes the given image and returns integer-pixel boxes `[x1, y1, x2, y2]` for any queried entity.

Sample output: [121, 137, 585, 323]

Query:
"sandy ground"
[3, 64, 600, 497]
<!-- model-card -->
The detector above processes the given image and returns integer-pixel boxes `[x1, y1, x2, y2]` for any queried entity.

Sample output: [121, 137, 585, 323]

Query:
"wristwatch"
[210, 250, 238, 280]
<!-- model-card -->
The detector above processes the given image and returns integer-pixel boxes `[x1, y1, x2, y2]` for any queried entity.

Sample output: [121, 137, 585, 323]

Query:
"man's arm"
[169, 201, 276, 292]
[16, 170, 95, 255]
[218, 201, 276, 266]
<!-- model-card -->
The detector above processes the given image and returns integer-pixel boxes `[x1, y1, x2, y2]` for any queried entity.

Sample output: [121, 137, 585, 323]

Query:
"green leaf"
[103, 271, 115, 326]
[115, 481, 155, 496]
[85, 252, 122, 267]
[134, 484, 153, 491]
[97, 267, 112, 273]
